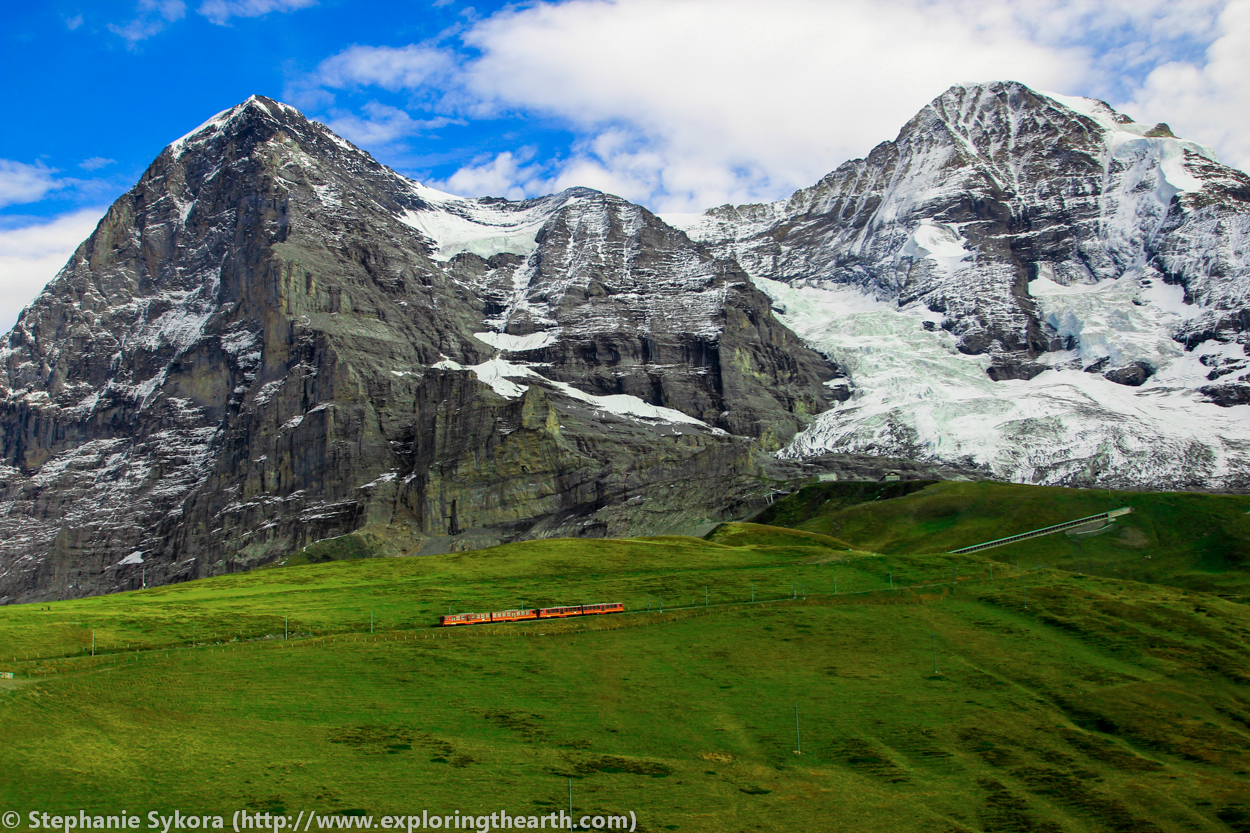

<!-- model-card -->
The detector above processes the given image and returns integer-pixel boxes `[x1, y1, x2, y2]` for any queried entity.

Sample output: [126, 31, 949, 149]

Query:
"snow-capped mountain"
[0, 96, 835, 602]
[670, 82, 1250, 489]
[1, 82, 1247, 602]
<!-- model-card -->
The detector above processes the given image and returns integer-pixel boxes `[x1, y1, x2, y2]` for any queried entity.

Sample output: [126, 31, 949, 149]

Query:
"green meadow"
[754, 480, 1250, 598]
[0, 481, 1248, 832]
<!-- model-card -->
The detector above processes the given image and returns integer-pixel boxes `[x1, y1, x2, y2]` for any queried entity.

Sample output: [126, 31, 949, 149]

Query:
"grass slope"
[0, 483, 1247, 832]
[753, 480, 1250, 599]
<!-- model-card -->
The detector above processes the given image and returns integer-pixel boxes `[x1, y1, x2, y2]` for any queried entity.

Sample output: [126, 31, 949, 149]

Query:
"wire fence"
[4, 559, 1100, 678]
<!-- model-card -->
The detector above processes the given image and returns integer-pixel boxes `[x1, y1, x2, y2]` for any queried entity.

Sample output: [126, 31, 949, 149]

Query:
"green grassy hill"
[750, 480, 1250, 599]
[0, 483, 1248, 832]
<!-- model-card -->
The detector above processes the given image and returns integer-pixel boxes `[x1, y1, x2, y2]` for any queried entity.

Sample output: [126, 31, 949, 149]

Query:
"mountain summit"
[0, 96, 836, 601]
[2, 83, 1249, 602]
[673, 81, 1250, 485]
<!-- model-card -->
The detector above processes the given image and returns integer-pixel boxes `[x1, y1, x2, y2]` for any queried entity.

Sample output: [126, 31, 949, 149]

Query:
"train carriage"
[440, 611, 492, 626]
[580, 602, 624, 616]
[538, 605, 582, 618]
[490, 609, 538, 623]
[438, 602, 623, 627]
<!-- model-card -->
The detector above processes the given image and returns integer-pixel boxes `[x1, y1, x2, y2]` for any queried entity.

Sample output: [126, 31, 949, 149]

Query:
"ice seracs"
[764, 275, 1250, 488]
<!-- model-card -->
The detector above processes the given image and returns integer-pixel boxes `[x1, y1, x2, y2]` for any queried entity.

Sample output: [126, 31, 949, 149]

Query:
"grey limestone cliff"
[0, 96, 837, 602]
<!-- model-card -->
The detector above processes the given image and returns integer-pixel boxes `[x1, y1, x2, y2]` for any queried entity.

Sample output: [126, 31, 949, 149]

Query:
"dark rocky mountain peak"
[0, 96, 840, 603]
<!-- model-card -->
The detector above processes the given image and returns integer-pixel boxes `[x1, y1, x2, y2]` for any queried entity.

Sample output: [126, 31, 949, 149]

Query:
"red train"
[439, 602, 624, 627]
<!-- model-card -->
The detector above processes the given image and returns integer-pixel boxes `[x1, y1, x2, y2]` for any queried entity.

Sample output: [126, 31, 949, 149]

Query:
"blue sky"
[0, 1, 524, 225]
[2, 0, 1248, 329]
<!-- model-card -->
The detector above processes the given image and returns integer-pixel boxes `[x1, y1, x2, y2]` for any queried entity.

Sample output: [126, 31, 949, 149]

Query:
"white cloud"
[108, 0, 313, 40]
[0, 160, 118, 210]
[78, 157, 116, 172]
[310, 44, 454, 93]
[108, 0, 186, 44]
[0, 160, 63, 209]
[434, 150, 545, 201]
[1116, 0, 1250, 170]
[197, 0, 317, 26]
[324, 103, 455, 148]
[452, 0, 1094, 209]
[1002, 0, 1223, 54]
[291, 0, 1250, 211]
[0, 209, 105, 334]
[65, 13, 84, 29]
[147, 0, 186, 18]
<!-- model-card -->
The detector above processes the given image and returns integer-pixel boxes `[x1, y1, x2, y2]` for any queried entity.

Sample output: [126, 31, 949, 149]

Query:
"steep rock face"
[449, 193, 840, 445]
[0, 97, 837, 603]
[672, 82, 1250, 490]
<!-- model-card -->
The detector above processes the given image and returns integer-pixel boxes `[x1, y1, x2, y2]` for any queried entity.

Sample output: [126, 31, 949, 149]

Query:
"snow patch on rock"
[473, 330, 560, 352]
[432, 357, 721, 432]
[899, 220, 973, 275]
[398, 184, 584, 262]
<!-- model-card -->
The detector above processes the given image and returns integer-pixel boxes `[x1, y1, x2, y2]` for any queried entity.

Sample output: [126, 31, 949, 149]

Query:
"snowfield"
[753, 275, 1250, 488]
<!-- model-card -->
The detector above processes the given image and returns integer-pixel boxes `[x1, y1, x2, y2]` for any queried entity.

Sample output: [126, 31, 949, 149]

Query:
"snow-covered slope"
[756, 275, 1250, 488]
[670, 81, 1250, 489]
[397, 183, 586, 262]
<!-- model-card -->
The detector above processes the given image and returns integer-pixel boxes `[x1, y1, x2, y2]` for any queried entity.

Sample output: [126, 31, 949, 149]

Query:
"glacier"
[668, 82, 1250, 490]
